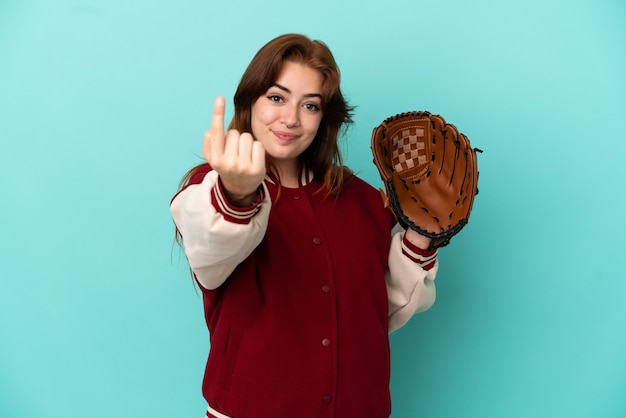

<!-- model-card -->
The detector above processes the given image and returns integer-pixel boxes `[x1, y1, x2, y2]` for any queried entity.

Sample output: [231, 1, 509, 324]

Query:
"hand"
[203, 96, 266, 206]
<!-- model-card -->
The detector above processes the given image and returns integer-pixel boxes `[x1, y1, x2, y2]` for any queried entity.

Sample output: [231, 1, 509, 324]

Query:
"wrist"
[211, 179, 265, 225]
[403, 228, 432, 250]
[223, 190, 258, 207]
[218, 177, 260, 207]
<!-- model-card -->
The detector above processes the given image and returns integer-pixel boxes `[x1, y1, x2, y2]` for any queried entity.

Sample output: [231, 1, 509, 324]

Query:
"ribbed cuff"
[211, 181, 265, 224]
[401, 234, 437, 271]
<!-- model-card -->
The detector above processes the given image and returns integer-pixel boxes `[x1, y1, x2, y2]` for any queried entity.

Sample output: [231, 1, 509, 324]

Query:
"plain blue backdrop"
[1, 0, 625, 417]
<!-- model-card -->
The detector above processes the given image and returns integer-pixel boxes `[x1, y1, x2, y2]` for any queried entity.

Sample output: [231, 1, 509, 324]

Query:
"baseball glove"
[371, 111, 481, 249]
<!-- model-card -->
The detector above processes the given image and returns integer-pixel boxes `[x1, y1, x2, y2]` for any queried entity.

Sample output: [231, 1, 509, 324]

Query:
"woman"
[171, 33, 438, 418]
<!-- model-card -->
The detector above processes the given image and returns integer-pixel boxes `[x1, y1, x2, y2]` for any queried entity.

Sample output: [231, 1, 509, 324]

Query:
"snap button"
[292, 194, 301, 200]
[323, 394, 332, 404]
[321, 338, 331, 347]
[321, 285, 330, 293]
[312, 237, 321, 245]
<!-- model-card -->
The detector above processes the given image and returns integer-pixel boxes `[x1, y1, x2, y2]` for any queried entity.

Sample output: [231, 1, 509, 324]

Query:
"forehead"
[273, 61, 323, 94]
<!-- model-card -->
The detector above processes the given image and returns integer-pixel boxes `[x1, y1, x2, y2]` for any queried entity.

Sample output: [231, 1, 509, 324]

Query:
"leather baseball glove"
[371, 111, 481, 249]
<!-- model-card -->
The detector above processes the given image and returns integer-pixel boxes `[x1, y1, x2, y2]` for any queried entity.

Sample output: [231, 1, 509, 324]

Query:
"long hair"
[178, 33, 355, 194]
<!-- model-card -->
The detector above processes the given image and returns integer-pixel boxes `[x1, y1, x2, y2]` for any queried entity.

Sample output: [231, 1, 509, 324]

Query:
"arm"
[386, 224, 438, 333]
[170, 169, 271, 289]
[171, 96, 269, 289]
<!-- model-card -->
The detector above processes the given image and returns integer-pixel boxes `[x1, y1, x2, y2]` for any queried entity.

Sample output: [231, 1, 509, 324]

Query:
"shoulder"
[171, 163, 214, 204]
[340, 175, 389, 213]
[187, 163, 213, 186]
[343, 174, 380, 197]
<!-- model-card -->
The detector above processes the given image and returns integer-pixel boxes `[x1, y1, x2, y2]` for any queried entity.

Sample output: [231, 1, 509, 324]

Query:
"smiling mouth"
[272, 131, 298, 142]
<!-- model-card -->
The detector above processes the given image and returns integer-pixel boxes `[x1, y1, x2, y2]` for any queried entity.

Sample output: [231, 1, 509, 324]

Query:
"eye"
[267, 94, 284, 103]
[304, 102, 321, 112]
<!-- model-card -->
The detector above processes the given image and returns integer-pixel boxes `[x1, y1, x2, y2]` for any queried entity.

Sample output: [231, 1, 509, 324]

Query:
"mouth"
[272, 130, 299, 142]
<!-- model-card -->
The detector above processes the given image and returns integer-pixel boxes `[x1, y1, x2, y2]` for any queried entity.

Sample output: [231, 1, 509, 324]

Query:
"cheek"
[305, 116, 323, 137]
[250, 103, 267, 137]
[251, 103, 274, 129]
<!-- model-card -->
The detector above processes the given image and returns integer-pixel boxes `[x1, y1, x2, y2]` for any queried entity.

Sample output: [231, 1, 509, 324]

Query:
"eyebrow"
[271, 83, 322, 99]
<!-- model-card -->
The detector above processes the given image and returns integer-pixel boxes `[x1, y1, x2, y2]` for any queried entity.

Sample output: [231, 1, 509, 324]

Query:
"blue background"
[1, 0, 625, 417]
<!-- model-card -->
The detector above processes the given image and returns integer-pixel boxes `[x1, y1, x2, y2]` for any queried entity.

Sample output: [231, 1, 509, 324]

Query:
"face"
[251, 61, 324, 174]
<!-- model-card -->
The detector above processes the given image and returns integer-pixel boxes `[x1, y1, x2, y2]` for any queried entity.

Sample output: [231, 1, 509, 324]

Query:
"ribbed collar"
[265, 166, 314, 187]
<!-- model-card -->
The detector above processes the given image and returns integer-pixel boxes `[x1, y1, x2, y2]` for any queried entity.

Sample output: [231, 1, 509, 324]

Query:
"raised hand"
[203, 96, 266, 206]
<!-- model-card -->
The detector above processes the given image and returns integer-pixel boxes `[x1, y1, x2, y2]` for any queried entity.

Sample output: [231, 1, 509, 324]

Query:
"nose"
[282, 102, 300, 128]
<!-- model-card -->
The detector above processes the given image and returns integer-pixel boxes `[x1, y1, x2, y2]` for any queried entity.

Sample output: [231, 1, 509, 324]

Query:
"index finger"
[210, 96, 226, 135]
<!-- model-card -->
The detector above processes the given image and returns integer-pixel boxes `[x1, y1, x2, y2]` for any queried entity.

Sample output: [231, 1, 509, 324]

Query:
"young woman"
[171, 33, 439, 418]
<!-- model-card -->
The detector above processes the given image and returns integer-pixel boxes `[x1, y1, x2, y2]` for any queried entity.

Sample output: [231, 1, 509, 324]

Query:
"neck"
[272, 160, 301, 188]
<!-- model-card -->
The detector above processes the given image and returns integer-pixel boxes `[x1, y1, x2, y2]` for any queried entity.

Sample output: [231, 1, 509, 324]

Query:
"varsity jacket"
[170, 165, 438, 418]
